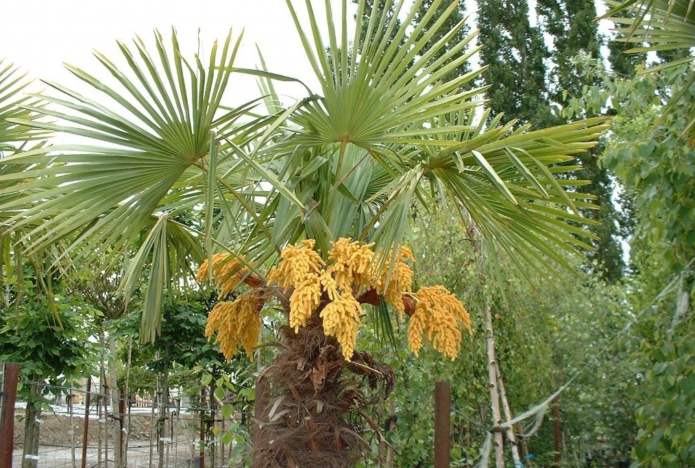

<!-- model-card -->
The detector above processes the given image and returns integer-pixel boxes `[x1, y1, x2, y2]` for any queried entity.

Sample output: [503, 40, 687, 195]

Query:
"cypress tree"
[476, 0, 553, 126]
[534, 0, 626, 281]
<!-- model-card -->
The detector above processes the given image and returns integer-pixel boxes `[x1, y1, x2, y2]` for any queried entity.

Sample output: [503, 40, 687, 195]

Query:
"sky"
[0, 0, 615, 112]
[0, 0, 358, 103]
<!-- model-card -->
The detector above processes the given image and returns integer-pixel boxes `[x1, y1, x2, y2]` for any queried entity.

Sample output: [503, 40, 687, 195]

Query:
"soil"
[13, 408, 157, 446]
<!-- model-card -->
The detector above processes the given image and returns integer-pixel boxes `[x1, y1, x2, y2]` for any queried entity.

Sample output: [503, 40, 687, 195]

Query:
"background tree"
[0, 262, 96, 467]
[476, 0, 552, 126]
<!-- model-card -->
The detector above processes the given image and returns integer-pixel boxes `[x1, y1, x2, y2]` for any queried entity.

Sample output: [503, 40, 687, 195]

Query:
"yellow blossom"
[289, 274, 322, 332]
[373, 246, 414, 314]
[196, 253, 247, 298]
[407, 285, 471, 360]
[320, 291, 362, 361]
[205, 290, 264, 361]
[267, 239, 325, 292]
[327, 238, 375, 289]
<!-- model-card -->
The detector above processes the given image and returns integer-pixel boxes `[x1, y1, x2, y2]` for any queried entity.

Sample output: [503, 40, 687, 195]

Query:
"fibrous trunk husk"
[253, 316, 394, 468]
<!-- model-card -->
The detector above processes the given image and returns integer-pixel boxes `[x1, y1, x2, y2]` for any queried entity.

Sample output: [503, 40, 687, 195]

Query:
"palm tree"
[602, 0, 695, 142]
[1, 0, 608, 465]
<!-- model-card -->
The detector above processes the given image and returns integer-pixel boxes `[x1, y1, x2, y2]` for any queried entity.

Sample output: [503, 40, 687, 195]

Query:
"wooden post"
[81, 378, 91, 468]
[485, 307, 505, 468]
[0, 362, 20, 468]
[434, 381, 450, 468]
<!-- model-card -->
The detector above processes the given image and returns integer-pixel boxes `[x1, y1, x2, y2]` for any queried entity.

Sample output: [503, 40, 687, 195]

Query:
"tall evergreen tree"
[537, 0, 600, 101]
[535, 0, 628, 281]
[476, 0, 554, 126]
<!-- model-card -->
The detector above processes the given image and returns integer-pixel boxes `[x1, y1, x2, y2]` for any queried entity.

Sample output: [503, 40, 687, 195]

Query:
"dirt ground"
[11, 408, 208, 467]
[13, 408, 159, 445]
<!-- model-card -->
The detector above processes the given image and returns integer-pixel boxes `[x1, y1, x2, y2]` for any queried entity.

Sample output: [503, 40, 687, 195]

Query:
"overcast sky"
[0, 0, 359, 104]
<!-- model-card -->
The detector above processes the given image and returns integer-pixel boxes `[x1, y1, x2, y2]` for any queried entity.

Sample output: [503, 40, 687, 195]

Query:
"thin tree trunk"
[69, 386, 76, 468]
[485, 307, 505, 468]
[123, 337, 133, 468]
[200, 387, 206, 468]
[553, 398, 561, 467]
[148, 390, 156, 468]
[495, 362, 521, 467]
[158, 355, 170, 468]
[81, 378, 92, 468]
[108, 335, 123, 468]
[22, 376, 41, 468]
[98, 333, 105, 468]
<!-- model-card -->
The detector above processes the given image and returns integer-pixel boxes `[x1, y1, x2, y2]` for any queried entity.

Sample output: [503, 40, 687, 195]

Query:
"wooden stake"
[0, 362, 19, 468]
[485, 307, 505, 468]
[434, 381, 451, 468]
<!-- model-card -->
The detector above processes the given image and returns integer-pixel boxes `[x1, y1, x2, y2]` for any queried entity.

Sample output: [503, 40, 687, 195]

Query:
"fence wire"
[1, 376, 249, 468]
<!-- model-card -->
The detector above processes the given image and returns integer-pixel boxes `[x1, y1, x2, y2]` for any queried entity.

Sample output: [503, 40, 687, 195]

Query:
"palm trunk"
[253, 315, 394, 468]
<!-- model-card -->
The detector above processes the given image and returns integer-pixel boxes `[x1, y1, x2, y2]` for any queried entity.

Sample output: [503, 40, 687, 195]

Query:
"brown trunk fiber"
[253, 316, 393, 468]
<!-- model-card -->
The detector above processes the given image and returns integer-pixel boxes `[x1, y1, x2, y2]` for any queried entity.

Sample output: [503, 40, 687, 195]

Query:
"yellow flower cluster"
[268, 240, 326, 332]
[268, 238, 415, 361]
[196, 253, 246, 298]
[267, 240, 325, 292]
[373, 246, 414, 315]
[204, 290, 264, 361]
[320, 291, 362, 360]
[407, 285, 471, 361]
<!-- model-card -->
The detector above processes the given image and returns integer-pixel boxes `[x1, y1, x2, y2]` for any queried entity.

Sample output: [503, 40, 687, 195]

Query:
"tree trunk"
[253, 316, 394, 467]
[108, 336, 124, 468]
[158, 352, 170, 468]
[22, 376, 41, 468]
[495, 362, 521, 467]
[485, 308, 505, 468]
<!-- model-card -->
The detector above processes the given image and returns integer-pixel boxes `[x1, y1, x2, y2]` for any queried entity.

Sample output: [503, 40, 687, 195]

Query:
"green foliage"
[0, 266, 96, 390]
[590, 64, 695, 271]
[633, 317, 695, 465]
[565, 49, 695, 466]
[476, 0, 629, 283]
[116, 291, 249, 393]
